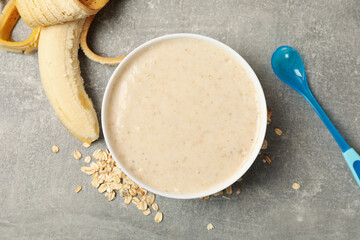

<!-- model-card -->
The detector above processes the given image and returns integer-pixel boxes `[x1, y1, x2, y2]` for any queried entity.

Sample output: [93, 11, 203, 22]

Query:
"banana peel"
[80, 15, 125, 65]
[0, 0, 126, 144]
[0, 0, 40, 53]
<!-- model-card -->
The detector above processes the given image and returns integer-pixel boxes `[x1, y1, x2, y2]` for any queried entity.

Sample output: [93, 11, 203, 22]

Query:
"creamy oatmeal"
[106, 37, 262, 195]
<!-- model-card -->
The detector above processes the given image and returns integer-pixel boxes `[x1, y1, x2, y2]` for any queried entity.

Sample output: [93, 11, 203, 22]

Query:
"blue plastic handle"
[298, 79, 360, 187]
[343, 149, 360, 186]
[301, 90, 350, 153]
[299, 79, 360, 187]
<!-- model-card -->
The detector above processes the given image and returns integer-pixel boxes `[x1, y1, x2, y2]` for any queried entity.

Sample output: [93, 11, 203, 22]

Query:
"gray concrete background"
[1, 0, 360, 239]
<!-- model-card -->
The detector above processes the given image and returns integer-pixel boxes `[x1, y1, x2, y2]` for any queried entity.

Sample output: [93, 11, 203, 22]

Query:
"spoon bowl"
[271, 46, 309, 94]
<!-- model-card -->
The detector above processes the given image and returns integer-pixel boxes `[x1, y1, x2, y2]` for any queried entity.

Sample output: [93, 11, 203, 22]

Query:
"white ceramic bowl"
[102, 33, 267, 199]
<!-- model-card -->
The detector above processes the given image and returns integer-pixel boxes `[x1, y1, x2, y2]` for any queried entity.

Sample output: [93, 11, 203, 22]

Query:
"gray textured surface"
[1, 0, 360, 239]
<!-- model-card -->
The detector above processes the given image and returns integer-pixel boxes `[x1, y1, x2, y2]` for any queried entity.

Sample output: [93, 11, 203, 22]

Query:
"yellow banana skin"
[0, 0, 40, 53]
[80, 15, 125, 65]
[38, 19, 99, 144]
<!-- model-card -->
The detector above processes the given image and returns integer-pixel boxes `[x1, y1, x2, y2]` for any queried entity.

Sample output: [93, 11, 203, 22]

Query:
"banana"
[38, 19, 99, 144]
[15, 0, 109, 28]
[0, 0, 41, 53]
[1, 0, 125, 144]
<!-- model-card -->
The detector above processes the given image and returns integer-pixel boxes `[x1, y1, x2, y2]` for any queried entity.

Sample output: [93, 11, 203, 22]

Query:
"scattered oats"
[154, 211, 163, 223]
[213, 190, 223, 196]
[113, 174, 121, 184]
[222, 196, 231, 200]
[84, 156, 91, 164]
[107, 191, 115, 201]
[132, 197, 140, 205]
[98, 173, 106, 181]
[52, 145, 59, 153]
[263, 155, 272, 165]
[261, 139, 268, 150]
[152, 203, 159, 211]
[140, 195, 147, 202]
[75, 185, 82, 193]
[106, 184, 113, 193]
[99, 151, 107, 161]
[90, 162, 99, 171]
[147, 193, 155, 205]
[236, 188, 242, 195]
[79, 148, 162, 222]
[112, 167, 122, 175]
[92, 149, 102, 159]
[82, 142, 91, 148]
[292, 182, 301, 190]
[129, 188, 137, 196]
[274, 128, 283, 136]
[105, 174, 112, 183]
[98, 184, 107, 193]
[237, 178, 243, 182]
[137, 200, 148, 211]
[226, 186, 233, 195]
[108, 182, 117, 190]
[200, 195, 210, 200]
[113, 183, 123, 190]
[267, 109, 272, 124]
[119, 188, 128, 197]
[73, 150, 82, 160]
[207, 223, 214, 231]
[91, 179, 100, 188]
[124, 195, 132, 205]
[98, 178, 105, 184]
[137, 189, 146, 196]
[81, 166, 95, 175]
[143, 208, 151, 216]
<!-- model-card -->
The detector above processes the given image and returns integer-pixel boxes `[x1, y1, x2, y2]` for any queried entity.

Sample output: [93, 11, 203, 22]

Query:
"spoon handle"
[302, 90, 360, 186]
[302, 90, 350, 153]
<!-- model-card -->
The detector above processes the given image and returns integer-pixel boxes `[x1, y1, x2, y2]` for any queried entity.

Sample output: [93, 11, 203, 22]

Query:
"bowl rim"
[102, 33, 267, 199]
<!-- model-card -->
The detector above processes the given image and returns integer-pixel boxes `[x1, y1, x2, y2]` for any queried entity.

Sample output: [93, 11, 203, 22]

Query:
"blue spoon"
[271, 46, 360, 187]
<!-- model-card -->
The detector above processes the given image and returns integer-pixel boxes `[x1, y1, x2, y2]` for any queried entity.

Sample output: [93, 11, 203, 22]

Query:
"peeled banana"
[0, 0, 125, 144]
[15, 0, 109, 28]
[38, 20, 99, 144]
